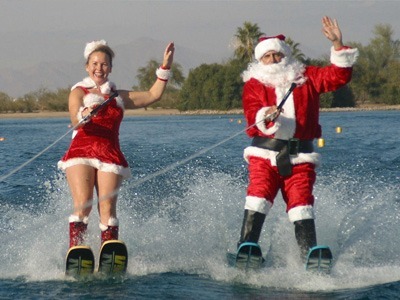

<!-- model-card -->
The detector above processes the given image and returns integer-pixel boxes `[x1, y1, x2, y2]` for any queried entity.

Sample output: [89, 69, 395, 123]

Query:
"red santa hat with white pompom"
[254, 34, 292, 61]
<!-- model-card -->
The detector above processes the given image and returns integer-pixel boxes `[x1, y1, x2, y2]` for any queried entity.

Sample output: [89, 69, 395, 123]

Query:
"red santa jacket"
[242, 46, 359, 166]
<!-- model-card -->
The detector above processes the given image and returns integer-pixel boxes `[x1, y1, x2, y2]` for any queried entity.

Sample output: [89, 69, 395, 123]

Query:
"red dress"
[58, 87, 131, 179]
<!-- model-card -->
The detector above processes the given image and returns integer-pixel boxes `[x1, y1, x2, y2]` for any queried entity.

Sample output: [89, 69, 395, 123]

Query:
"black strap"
[251, 137, 314, 176]
[276, 146, 292, 176]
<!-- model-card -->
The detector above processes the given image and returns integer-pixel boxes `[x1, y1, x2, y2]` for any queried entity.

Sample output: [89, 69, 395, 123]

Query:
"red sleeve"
[242, 79, 277, 137]
[305, 65, 353, 94]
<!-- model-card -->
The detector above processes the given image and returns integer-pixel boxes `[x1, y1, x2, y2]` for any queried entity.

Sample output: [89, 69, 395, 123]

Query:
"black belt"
[251, 136, 314, 176]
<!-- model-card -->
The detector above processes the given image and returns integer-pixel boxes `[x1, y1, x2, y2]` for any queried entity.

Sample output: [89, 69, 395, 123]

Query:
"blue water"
[0, 111, 400, 299]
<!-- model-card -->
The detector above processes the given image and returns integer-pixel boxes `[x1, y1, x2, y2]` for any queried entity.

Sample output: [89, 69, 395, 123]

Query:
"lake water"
[0, 111, 399, 299]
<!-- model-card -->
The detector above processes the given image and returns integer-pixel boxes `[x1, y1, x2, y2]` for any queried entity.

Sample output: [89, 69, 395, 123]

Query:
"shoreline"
[1, 105, 400, 119]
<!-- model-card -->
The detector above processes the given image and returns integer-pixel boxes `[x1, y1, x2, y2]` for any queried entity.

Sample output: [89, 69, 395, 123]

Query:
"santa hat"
[84, 40, 107, 60]
[254, 34, 292, 61]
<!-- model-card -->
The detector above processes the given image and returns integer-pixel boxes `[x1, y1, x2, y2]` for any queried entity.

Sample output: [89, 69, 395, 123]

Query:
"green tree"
[135, 60, 184, 91]
[136, 60, 159, 91]
[0, 92, 12, 113]
[332, 86, 356, 107]
[233, 22, 264, 64]
[178, 60, 244, 111]
[25, 87, 69, 111]
[351, 24, 400, 105]
[285, 37, 306, 63]
[221, 58, 247, 109]
[135, 60, 185, 108]
[179, 63, 221, 110]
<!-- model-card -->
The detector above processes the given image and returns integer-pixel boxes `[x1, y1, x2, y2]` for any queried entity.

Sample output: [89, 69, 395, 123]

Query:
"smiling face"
[85, 51, 112, 87]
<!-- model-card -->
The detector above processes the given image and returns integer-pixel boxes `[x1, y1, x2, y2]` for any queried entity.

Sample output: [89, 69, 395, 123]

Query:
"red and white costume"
[58, 77, 131, 179]
[242, 40, 358, 222]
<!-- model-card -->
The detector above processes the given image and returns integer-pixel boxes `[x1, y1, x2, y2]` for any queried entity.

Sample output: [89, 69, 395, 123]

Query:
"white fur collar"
[71, 77, 116, 94]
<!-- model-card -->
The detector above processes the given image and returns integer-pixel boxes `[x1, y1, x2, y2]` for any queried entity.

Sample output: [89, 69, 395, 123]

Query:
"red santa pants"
[247, 156, 316, 213]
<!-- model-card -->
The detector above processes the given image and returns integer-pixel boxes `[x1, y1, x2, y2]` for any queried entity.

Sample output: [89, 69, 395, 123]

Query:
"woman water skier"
[58, 40, 175, 249]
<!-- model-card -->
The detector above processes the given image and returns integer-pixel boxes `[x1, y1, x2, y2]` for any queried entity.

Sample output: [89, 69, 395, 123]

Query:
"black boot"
[237, 209, 266, 248]
[294, 219, 317, 259]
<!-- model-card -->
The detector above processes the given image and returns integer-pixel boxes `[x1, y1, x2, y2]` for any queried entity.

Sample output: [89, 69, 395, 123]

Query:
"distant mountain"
[0, 37, 227, 98]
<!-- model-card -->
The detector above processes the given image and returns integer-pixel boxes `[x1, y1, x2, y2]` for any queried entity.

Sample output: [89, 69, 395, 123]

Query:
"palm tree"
[233, 22, 264, 64]
[285, 37, 306, 63]
[136, 60, 184, 90]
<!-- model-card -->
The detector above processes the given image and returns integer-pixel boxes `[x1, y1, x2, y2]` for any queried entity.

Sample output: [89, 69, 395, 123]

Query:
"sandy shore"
[1, 105, 399, 119]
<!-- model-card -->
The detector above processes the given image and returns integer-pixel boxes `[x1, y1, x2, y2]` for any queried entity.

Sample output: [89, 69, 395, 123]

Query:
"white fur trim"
[243, 146, 321, 167]
[58, 158, 131, 179]
[99, 223, 108, 231]
[242, 59, 307, 88]
[255, 107, 280, 135]
[99, 217, 119, 231]
[108, 217, 119, 226]
[69, 215, 89, 224]
[79, 90, 124, 110]
[83, 93, 105, 107]
[288, 205, 314, 223]
[255, 38, 292, 61]
[156, 67, 171, 81]
[330, 46, 359, 68]
[274, 87, 296, 139]
[245, 196, 272, 215]
[291, 152, 321, 167]
[84, 40, 107, 60]
[71, 77, 124, 110]
[71, 77, 116, 95]
[244, 146, 279, 165]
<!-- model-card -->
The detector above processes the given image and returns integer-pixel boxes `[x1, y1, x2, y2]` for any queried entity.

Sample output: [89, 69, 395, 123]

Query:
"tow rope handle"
[81, 91, 119, 124]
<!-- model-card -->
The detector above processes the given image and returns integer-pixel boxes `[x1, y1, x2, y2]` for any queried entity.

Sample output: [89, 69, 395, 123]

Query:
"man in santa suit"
[237, 16, 359, 259]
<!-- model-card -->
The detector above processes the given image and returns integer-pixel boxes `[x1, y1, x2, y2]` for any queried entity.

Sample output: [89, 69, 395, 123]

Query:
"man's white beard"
[242, 57, 307, 88]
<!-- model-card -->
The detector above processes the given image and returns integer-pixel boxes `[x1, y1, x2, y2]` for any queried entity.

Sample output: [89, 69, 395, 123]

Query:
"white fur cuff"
[99, 217, 119, 231]
[255, 107, 280, 135]
[69, 215, 89, 224]
[288, 205, 314, 223]
[245, 196, 272, 215]
[77, 106, 90, 124]
[330, 46, 359, 68]
[156, 67, 171, 81]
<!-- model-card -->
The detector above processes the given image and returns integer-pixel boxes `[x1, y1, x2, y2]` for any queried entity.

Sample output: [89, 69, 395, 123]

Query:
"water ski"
[305, 245, 333, 273]
[65, 245, 95, 278]
[98, 240, 128, 276]
[235, 242, 264, 270]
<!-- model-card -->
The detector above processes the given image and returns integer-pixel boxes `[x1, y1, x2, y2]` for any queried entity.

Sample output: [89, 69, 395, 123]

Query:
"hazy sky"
[1, 0, 399, 70]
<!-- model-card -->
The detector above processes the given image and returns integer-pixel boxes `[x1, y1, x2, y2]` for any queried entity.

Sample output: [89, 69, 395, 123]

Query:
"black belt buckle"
[288, 138, 300, 155]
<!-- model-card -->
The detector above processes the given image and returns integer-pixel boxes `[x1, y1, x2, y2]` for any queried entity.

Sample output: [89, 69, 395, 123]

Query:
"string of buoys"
[229, 118, 343, 149]
[317, 126, 343, 148]
[229, 118, 243, 124]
